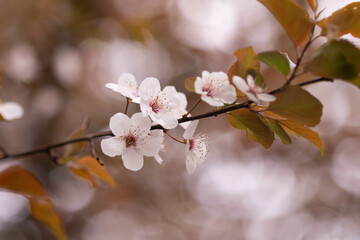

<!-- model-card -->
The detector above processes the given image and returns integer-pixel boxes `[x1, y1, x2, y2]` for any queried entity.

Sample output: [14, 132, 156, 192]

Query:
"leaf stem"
[124, 98, 130, 115]
[183, 98, 202, 118]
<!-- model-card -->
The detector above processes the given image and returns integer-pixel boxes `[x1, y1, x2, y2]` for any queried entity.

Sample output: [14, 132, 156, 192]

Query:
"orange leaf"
[279, 120, 323, 155]
[258, 0, 313, 47]
[30, 199, 67, 240]
[0, 166, 48, 199]
[63, 118, 89, 157]
[68, 164, 97, 187]
[185, 77, 196, 92]
[307, 0, 318, 13]
[69, 156, 116, 187]
[318, 2, 360, 38]
[228, 47, 260, 96]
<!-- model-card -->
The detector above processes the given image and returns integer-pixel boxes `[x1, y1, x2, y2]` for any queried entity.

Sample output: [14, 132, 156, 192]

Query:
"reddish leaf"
[307, 0, 318, 13]
[318, 2, 360, 38]
[258, 0, 313, 47]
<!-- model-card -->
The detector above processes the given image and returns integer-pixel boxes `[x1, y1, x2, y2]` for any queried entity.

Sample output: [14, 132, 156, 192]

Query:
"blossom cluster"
[102, 71, 275, 173]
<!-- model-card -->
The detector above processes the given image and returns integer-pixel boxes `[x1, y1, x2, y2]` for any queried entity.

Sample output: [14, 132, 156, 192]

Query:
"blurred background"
[0, 0, 360, 239]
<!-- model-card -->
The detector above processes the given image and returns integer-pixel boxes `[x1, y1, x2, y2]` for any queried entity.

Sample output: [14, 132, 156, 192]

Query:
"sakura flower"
[232, 75, 276, 104]
[194, 70, 236, 107]
[0, 102, 24, 121]
[105, 73, 140, 103]
[138, 77, 179, 129]
[183, 120, 208, 174]
[101, 112, 164, 171]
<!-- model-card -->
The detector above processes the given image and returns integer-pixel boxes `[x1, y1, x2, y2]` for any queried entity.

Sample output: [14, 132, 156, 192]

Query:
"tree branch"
[0, 77, 333, 162]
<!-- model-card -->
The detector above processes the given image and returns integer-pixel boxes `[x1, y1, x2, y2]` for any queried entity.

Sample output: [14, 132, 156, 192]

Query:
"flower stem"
[124, 98, 130, 115]
[164, 130, 186, 144]
[183, 98, 202, 118]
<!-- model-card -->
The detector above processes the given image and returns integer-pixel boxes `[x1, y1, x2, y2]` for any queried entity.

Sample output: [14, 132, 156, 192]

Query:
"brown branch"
[0, 77, 333, 162]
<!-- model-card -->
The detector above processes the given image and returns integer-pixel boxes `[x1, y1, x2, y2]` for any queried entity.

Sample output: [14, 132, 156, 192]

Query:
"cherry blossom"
[0, 102, 24, 121]
[232, 75, 276, 104]
[101, 112, 163, 171]
[138, 77, 179, 129]
[194, 70, 236, 107]
[183, 120, 208, 174]
[105, 73, 140, 103]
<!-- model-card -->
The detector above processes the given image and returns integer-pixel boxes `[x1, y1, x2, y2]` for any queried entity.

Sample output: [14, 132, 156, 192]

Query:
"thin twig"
[90, 138, 104, 166]
[0, 77, 333, 162]
[183, 98, 202, 118]
[164, 130, 186, 144]
[124, 98, 130, 115]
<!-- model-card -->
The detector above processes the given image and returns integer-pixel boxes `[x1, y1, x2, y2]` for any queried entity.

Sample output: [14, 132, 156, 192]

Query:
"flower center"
[202, 86, 213, 97]
[150, 96, 161, 113]
[125, 134, 137, 148]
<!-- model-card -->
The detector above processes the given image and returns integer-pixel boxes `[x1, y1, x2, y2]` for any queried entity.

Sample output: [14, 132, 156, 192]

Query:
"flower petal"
[109, 113, 131, 136]
[139, 130, 164, 156]
[150, 111, 178, 129]
[200, 95, 224, 107]
[258, 93, 276, 102]
[122, 149, 144, 171]
[0, 102, 24, 121]
[101, 137, 125, 157]
[183, 120, 199, 139]
[247, 75, 256, 88]
[194, 77, 206, 94]
[154, 154, 163, 164]
[218, 85, 236, 104]
[138, 77, 161, 98]
[130, 112, 151, 136]
[232, 76, 249, 93]
[185, 153, 196, 174]
[117, 73, 138, 99]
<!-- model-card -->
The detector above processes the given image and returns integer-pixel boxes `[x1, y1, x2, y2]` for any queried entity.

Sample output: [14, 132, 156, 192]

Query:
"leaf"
[228, 109, 274, 149]
[30, 200, 67, 240]
[267, 118, 292, 144]
[0, 166, 48, 199]
[256, 51, 290, 76]
[306, 39, 360, 82]
[63, 118, 89, 157]
[317, 2, 360, 38]
[0, 167, 67, 240]
[267, 85, 323, 127]
[279, 120, 323, 155]
[185, 77, 196, 92]
[307, 0, 318, 13]
[68, 165, 97, 187]
[228, 47, 261, 95]
[258, 0, 313, 47]
[68, 156, 115, 187]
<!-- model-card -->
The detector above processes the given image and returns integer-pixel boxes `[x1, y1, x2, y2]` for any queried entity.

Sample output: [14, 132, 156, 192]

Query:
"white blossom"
[138, 77, 179, 129]
[183, 120, 208, 174]
[194, 70, 236, 107]
[101, 112, 163, 171]
[0, 102, 24, 121]
[105, 73, 140, 103]
[232, 75, 276, 104]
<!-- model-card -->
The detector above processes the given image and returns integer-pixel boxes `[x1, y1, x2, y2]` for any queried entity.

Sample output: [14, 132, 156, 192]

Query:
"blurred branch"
[0, 77, 333, 162]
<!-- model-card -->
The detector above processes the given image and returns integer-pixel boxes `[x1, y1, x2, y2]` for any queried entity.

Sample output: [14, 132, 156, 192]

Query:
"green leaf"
[267, 85, 323, 127]
[279, 120, 323, 155]
[258, 0, 313, 47]
[306, 39, 360, 82]
[228, 47, 261, 95]
[318, 2, 360, 38]
[267, 118, 292, 144]
[185, 77, 196, 92]
[228, 109, 274, 149]
[256, 51, 290, 76]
